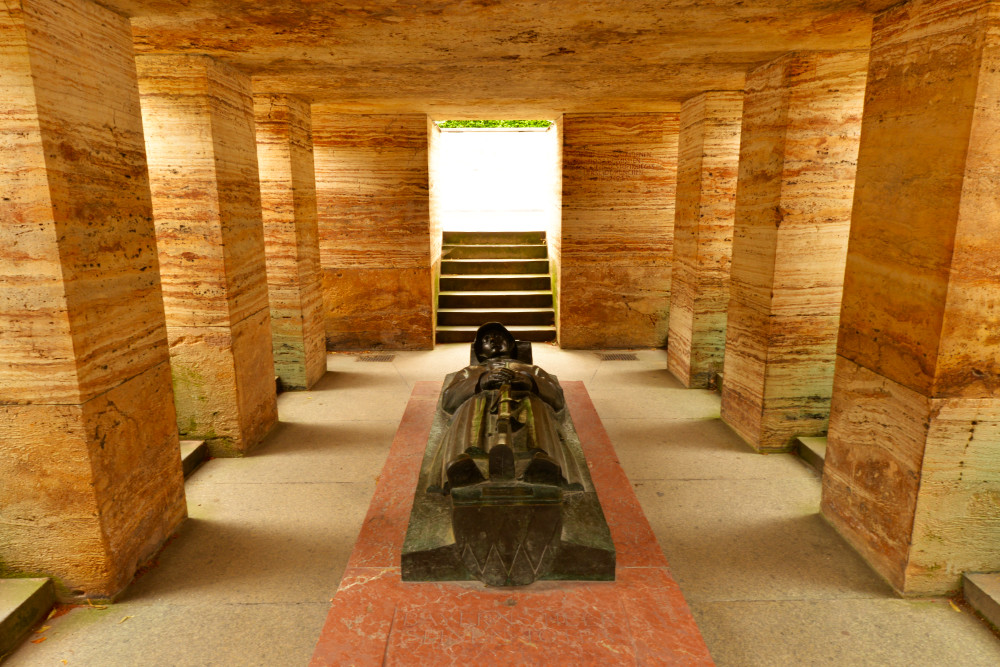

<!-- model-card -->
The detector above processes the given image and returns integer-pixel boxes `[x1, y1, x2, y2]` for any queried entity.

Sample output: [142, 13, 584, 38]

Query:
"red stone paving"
[310, 381, 714, 666]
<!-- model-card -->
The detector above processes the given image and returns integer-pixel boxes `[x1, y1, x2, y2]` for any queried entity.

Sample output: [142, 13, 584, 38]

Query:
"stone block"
[0, 0, 170, 406]
[839, 0, 1000, 399]
[668, 91, 743, 387]
[231, 307, 279, 451]
[168, 309, 277, 456]
[137, 54, 270, 331]
[0, 578, 54, 657]
[558, 263, 671, 349]
[964, 573, 1000, 631]
[82, 361, 187, 595]
[0, 402, 110, 592]
[0, 362, 185, 598]
[825, 0, 1000, 597]
[823, 357, 1000, 595]
[322, 268, 434, 350]
[721, 50, 867, 451]
[313, 113, 433, 348]
[255, 94, 326, 390]
[795, 436, 827, 473]
[0, 0, 185, 602]
[560, 113, 678, 349]
[313, 113, 430, 268]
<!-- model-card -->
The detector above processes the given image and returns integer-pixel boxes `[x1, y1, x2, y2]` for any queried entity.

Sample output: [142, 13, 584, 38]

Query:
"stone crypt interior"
[2, 0, 1000, 664]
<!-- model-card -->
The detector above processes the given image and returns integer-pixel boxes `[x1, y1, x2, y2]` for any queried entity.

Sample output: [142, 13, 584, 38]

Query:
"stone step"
[795, 436, 827, 474]
[179, 439, 208, 478]
[439, 290, 554, 309]
[440, 274, 551, 292]
[443, 244, 548, 260]
[436, 325, 556, 344]
[437, 308, 555, 327]
[441, 258, 550, 275]
[0, 579, 54, 658]
[442, 230, 545, 246]
[964, 573, 1000, 631]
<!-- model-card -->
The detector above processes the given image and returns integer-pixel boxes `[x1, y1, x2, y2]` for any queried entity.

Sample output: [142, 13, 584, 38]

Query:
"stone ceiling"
[99, 1, 899, 116]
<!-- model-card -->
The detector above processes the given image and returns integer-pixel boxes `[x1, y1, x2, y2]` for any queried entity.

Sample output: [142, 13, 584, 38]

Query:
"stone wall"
[312, 112, 433, 350]
[560, 113, 679, 349]
[0, 0, 185, 599]
[254, 94, 326, 390]
[822, 0, 1000, 595]
[547, 117, 564, 333]
[720, 51, 868, 452]
[427, 118, 444, 328]
[667, 92, 743, 388]
[137, 54, 277, 456]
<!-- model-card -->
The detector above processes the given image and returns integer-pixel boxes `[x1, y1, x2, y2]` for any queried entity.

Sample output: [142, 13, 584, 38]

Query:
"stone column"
[0, 0, 185, 599]
[822, 0, 1000, 596]
[137, 55, 277, 457]
[667, 92, 744, 388]
[560, 113, 679, 349]
[312, 112, 433, 350]
[720, 51, 868, 452]
[254, 94, 326, 390]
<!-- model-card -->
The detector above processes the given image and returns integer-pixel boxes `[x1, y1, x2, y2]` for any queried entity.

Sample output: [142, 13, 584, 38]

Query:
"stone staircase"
[436, 231, 556, 344]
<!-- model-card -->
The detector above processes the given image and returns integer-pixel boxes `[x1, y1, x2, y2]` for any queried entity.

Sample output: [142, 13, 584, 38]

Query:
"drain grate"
[356, 353, 396, 363]
[597, 352, 638, 361]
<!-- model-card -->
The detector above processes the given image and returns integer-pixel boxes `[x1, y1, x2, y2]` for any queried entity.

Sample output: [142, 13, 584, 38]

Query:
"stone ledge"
[964, 573, 1000, 632]
[0, 578, 54, 658]
[179, 439, 208, 478]
[796, 436, 827, 473]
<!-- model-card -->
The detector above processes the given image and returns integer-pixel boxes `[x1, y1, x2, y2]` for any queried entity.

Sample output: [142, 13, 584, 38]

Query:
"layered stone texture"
[123, 1, 877, 116]
[254, 94, 326, 390]
[427, 118, 443, 325]
[667, 92, 744, 387]
[822, 0, 1000, 595]
[560, 113, 679, 348]
[548, 117, 564, 333]
[137, 54, 277, 456]
[312, 112, 433, 350]
[720, 51, 868, 452]
[0, 0, 185, 599]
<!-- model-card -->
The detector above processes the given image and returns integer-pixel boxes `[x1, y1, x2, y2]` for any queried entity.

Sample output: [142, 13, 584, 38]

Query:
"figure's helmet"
[473, 322, 516, 362]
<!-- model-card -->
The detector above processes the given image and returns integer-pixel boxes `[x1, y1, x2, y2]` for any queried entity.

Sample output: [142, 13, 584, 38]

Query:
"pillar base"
[823, 357, 1000, 596]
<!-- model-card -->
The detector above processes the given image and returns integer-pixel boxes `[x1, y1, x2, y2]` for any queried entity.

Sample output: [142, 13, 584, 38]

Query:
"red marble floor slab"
[311, 381, 714, 666]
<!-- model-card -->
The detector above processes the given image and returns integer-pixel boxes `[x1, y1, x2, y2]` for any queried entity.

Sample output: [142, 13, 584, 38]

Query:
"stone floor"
[7, 345, 1000, 666]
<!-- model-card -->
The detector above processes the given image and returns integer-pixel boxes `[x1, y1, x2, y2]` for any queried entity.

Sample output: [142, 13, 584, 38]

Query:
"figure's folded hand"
[481, 368, 515, 389]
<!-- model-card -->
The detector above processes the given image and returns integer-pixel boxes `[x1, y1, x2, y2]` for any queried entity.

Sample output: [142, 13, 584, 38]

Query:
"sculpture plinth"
[402, 323, 615, 586]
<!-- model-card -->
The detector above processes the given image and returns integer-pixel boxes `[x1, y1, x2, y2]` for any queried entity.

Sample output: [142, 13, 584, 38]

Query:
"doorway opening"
[429, 119, 561, 344]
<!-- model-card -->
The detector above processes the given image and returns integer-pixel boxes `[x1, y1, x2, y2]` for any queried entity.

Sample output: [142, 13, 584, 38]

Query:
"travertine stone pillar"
[667, 92, 744, 387]
[137, 55, 277, 456]
[823, 0, 1000, 595]
[253, 94, 326, 390]
[0, 0, 185, 599]
[720, 51, 868, 452]
[312, 112, 433, 350]
[560, 113, 679, 349]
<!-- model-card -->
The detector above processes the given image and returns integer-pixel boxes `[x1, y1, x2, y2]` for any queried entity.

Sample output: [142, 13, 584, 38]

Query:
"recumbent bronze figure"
[402, 322, 615, 586]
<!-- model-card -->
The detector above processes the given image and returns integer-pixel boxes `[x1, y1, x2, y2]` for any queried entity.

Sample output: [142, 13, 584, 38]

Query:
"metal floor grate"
[355, 353, 396, 363]
[597, 352, 638, 361]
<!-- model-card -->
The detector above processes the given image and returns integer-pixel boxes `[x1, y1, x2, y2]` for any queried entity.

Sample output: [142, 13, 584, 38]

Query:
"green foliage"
[437, 119, 552, 128]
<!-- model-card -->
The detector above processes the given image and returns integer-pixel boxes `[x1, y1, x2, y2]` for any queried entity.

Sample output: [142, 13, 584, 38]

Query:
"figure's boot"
[445, 454, 485, 491]
[522, 452, 565, 486]
[488, 444, 515, 480]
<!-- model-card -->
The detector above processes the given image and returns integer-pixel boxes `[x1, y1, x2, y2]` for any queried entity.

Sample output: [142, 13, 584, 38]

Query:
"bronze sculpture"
[402, 323, 615, 586]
